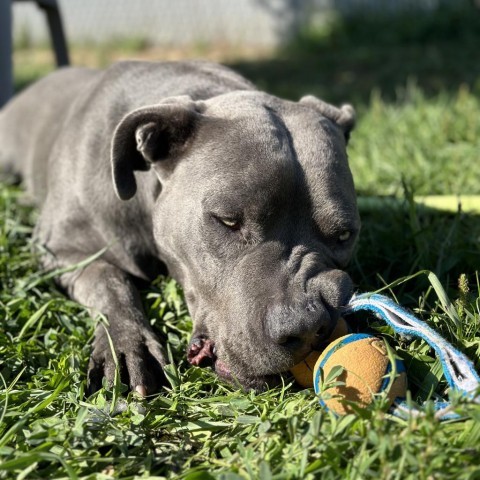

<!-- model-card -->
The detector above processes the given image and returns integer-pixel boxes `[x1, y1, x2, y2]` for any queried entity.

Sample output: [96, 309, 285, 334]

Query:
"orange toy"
[290, 317, 350, 388]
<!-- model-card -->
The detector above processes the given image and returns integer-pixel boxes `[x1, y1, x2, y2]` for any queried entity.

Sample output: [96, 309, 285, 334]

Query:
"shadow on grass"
[230, 3, 480, 106]
[351, 203, 480, 299]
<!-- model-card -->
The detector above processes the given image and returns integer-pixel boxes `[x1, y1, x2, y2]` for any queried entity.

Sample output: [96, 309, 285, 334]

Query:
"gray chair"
[0, 0, 69, 108]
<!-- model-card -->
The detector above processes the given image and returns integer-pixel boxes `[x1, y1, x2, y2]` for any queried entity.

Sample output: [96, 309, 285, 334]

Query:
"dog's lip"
[186, 340, 236, 388]
[187, 336, 288, 389]
[186, 336, 233, 377]
[213, 358, 232, 378]
[187, 336, 216, 367]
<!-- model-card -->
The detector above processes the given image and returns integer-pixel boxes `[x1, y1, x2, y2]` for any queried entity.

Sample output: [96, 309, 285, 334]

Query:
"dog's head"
[111, 91, 359, 390]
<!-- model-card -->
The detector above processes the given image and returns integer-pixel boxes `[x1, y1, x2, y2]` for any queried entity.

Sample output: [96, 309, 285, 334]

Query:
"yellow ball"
[290, 317, 350, 388]
[313, 334, 407, 415]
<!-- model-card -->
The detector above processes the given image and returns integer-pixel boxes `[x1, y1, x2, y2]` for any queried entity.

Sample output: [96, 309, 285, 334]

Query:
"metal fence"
[12, 0, 466, 49]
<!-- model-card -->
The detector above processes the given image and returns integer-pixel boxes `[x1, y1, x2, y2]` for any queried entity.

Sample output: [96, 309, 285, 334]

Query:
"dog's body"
[0, 60, 360, 393]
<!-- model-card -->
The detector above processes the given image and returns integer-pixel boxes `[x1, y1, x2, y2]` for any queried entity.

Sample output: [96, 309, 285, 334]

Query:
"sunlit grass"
[1, 88, 479, 478]
[3, 5, 480, 476]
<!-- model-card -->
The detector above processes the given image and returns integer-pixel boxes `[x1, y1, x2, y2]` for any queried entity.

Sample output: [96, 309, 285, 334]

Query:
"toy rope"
[342, 293, 480, 420]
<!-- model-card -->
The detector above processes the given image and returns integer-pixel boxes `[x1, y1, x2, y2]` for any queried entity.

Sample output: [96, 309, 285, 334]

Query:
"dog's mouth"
[186, 336, 281, 389]
[186, 336, 232, 380]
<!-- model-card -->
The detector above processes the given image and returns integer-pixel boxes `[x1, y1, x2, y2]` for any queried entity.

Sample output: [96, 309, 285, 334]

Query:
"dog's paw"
[87, 324, 168, 397]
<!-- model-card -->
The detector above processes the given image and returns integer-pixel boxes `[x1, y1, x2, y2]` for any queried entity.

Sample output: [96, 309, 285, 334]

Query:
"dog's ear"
[111, 98, 202, 200]
[299, 95, 356, 143]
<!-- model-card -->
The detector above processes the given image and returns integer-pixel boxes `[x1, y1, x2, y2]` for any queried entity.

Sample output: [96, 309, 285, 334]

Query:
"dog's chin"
[214, 359, 282, 391]
[186, 335, 283, 391]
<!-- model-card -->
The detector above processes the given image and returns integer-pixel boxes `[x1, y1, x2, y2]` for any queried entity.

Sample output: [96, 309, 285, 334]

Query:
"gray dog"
[0, 61, 359, 394]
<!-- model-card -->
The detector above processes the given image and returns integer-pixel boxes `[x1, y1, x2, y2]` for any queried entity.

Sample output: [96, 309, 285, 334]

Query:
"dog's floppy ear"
[111, 98, 202, 200]
[299, 95, 356, 143]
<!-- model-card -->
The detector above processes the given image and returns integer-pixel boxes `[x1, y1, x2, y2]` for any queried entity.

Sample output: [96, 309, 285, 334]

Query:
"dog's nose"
[266, 300, 334, 353]
[313, 269, 353, 311]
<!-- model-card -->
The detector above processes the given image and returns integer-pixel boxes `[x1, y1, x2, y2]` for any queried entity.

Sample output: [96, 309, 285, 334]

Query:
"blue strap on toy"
[342, 293, 480, 420]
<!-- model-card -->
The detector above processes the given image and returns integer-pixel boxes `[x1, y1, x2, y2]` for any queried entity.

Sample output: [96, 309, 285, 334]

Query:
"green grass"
[2, 4, 480, 478]
[1, 191, 480, 479]
[349, 86, 480, 196]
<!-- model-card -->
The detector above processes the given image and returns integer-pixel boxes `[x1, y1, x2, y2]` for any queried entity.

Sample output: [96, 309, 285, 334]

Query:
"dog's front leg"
[53, 256, 168, 396]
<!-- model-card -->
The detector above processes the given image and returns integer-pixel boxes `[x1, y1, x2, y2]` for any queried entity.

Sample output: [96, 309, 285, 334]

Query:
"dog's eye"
[338, 230, 351, 242]
[216, 216, 241, 230]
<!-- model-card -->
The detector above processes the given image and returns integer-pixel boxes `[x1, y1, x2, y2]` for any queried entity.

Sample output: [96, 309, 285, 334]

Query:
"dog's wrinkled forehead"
[163, 89, 357, 235]
[195, 91, 358, 234]
[203, 90, 280, 117]
[184, 93, 294, 185]
[204, 92, 292, 147]
[198, 91, 346, 174]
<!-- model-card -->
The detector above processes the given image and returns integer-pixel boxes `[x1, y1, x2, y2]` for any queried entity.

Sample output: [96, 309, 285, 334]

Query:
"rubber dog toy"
[343, 293, 480, 419]
[313, 333, 407, 415]
[291, 293, 480, 419]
